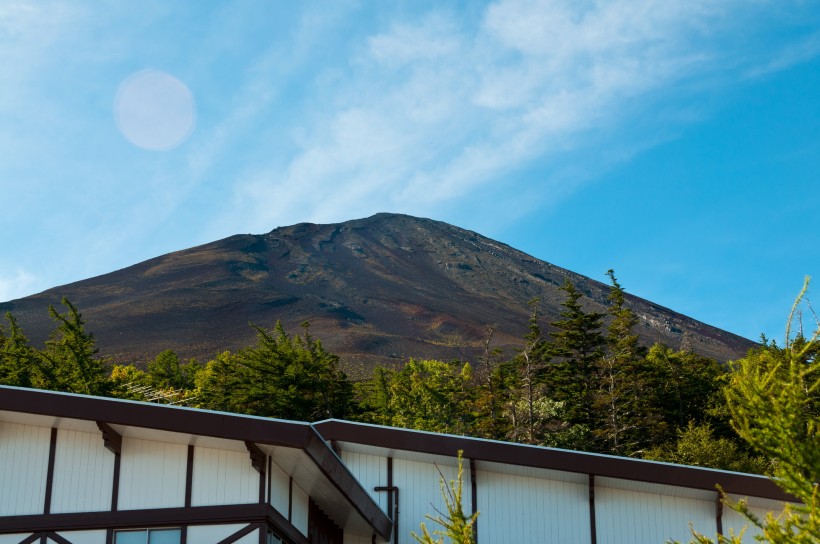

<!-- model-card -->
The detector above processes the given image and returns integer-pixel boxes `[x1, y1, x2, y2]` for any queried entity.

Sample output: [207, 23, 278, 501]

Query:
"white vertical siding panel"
[191, 445, 257, 506]
[340, 451, 388, 511]
[51, 429, 115, 513]
[233, 529, 260, 544]
[188, 524, 249, 544]
[55, 530, 107, 544]
[393, 458, 467, 543]
[596, 486, 714, 544]
[476, 468, 588, 544]
[0, 421, 51, 515]
[0, 535, 32, 544]
[118, 437, 186, 510]
[269, 459, 290, 516]
[291, 482, 309, 536]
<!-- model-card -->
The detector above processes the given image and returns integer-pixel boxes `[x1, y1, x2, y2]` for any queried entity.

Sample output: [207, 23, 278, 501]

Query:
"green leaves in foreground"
[681, 277, 819, 544]
[412, 451, 478, 544]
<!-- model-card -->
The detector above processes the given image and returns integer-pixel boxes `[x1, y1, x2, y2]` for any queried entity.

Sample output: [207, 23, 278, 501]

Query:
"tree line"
[0, 272, 797, 474]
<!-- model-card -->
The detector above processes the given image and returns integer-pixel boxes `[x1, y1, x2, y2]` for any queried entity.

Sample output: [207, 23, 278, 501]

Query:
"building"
[0, 386, 794, 544]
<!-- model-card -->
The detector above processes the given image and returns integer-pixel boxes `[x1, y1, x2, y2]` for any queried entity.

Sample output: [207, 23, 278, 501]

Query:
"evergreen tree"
[546, 279, 605, 447]
[592, 270, 658, 455]
[0, 312, 36, 388]
[39, 298, 109, 396]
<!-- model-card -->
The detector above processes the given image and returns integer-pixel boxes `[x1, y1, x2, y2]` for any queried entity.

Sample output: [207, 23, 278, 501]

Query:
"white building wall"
[118, 437, 186, 510]
[188, 524, 258, 544]
[51, 429, 115, 513]
[191, 445, 258, 506]
[269, 459, 290, 516]
[596, 484, 715, 544]
[0, 535, 31, 544]
[0, 421, 51, 516]
[722, 495, 789, 542]
[291, 482, 309, 536]
[55, 530, 107, 544]
[476, 468, 589, 544]
[393, 457, 468, 543]
[340, 451, 388, 511]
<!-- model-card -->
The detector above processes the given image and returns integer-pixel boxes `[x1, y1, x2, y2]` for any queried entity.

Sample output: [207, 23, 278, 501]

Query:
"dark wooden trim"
[288, 477, 293, 522]
[111, 449, 120, 512]
[387, 457, 394, 543]
[18, 534, 42, 544]
[105, 528, 113, 544]
[589, 474, 597, 544]
[215, 523, 257, 544]
[43, 428, 58, 515]
[716, 491, 724, 536]
[180, 525, 188, 544]
[96, 422, 122, 455]
[267, 456, 273, 505]
[185, 445, 194, 508]
[258, 520, 266, 544]
[266, 503, 307, 544]
[469, 458, 478, 543]
[45, 532, 73, 544]
[246, 442, 266, 503]
[303, 429, 392, 540]
[313, 420, 794, 503]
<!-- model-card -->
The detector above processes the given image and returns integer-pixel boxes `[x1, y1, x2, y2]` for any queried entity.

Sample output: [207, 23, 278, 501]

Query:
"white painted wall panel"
[233, 530, 260, 544]
[291, 482, 309, 536]
[55, 530, 107, 544]
[269, 459, 290, 515]
[393, 457, 468, 543]
[51, 429, 115, 513]
[118, 437, 186, 510]
[0, 421, 51, 515]
[476, 468, 589, 544]
[341, 451, 388, 512]
[596, 485, 715, 544]
[191, 445, 258, 506]
[0, 535, 31, 544]
[188, 524, 249, 544]
[722, 496, 788, 542]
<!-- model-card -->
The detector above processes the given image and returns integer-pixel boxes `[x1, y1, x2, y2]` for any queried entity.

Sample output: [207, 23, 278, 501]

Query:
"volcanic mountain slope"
[1, 214, 755, 375]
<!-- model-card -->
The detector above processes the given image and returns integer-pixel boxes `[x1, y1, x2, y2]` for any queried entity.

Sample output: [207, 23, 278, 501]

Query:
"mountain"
[0, 214, 754, 376]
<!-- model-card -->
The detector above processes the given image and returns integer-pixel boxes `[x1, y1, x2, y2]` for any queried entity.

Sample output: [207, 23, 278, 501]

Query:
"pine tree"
[546, 279, 605, 447]
[0, 312, 36, 388]
[40, 298, 109, 396]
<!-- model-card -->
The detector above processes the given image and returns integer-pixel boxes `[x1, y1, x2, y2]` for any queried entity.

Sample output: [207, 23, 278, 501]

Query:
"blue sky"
[1, 0, 818, 343]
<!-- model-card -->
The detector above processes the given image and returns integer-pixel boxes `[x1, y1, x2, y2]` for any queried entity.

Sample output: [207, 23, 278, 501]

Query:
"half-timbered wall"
[51, 429, 115, 513]
[191, 445, 258, 506]
[117, 437, 187, 510]
[476, 465, 589, 544]
[0, 421, 51, 516]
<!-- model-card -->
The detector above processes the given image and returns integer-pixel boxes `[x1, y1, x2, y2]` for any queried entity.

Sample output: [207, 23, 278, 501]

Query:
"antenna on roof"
[123, 382, 196, 406]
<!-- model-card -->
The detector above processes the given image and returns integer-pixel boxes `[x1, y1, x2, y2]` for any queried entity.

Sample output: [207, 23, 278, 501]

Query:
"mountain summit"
[1, 214, 754, 373]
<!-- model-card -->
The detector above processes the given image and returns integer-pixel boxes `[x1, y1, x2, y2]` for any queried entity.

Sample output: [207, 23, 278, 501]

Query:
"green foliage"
[683, 278, 820, 543]
[0, 312, 37, 388]
[38, 298, 109, 396]
[644, 421, 769, 474]
[358, 359, 476, 435]
[195, 322, 355, 420]
[412, 451, 478, 544]
[147, 349, 200, 391]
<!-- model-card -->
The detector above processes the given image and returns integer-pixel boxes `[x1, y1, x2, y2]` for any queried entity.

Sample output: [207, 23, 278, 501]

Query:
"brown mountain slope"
[1, 213, 754, 375]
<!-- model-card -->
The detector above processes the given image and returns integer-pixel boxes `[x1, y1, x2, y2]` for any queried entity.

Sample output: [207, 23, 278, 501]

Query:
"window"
[267, 530, 283, 544]
[114, 528, 181, 544]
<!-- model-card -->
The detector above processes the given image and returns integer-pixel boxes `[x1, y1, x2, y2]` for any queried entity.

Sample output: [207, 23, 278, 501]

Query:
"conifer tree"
[39, 298, 109, 396]
[547, 279, 605, 446]
[0, 312, 36, 388]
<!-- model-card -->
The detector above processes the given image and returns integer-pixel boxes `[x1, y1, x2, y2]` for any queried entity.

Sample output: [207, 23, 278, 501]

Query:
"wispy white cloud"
[0, 268, 37, 303]
[222, 0, 763, 232]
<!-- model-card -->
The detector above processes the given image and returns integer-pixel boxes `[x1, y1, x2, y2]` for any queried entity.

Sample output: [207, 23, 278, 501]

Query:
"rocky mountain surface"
[1, 214, 755, 376]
